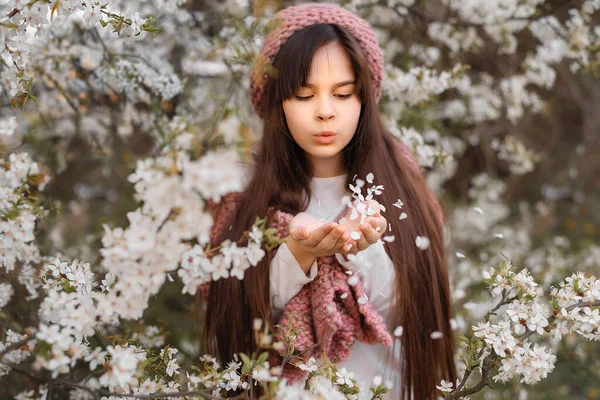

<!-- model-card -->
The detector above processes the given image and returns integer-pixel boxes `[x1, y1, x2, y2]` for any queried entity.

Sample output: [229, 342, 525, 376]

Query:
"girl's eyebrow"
[305, 79, 356, 88]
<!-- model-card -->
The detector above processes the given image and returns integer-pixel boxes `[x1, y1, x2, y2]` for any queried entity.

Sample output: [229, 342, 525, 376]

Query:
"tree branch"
[447, 299, 600, 399]
[0, 336, 33, 360]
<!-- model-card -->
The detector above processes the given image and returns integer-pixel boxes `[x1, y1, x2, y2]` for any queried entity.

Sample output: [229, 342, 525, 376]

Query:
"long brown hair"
[202, 23, 456, 399]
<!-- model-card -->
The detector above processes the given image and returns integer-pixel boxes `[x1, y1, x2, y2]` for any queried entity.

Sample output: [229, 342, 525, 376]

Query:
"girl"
[202, 3, 456, 399]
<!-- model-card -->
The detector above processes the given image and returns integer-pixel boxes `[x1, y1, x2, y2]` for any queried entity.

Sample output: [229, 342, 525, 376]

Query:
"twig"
[39, 70, 80, 116]
[0, 336, 32, 360]
[453, 290, 515, 393]
[447, 299, 600, 399]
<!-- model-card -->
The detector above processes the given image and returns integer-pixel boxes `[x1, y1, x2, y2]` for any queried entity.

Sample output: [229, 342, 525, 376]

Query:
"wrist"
[285, 236, 317, 275]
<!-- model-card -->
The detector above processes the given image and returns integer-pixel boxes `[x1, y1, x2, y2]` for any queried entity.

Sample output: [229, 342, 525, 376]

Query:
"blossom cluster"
[383, 64, 466, 107]
[1, 1, 162, 103]
[446, 260, 599, 393]
[551, 272, 600, 341]
[0, 151, 50, 302]
[99, 146, 256, 318]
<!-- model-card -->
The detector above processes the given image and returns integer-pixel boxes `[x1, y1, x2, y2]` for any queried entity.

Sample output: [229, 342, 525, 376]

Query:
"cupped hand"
[288, 212, 357, 258]
[338, 199, 387, 256]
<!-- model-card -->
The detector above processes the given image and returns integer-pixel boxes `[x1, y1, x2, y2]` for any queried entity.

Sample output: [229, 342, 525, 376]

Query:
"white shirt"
[267, 173, 402, 398]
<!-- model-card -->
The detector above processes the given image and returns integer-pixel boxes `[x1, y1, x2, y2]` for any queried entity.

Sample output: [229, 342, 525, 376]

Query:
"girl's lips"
[314, 135, 336, 144]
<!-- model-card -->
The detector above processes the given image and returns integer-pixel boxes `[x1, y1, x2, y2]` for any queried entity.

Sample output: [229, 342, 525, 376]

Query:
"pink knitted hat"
[249, 2, 384, 119]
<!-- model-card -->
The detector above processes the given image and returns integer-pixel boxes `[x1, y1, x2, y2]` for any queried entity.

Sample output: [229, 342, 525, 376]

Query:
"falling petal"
[473, 207, 484, 215]
[357, 202, 367, 213]
[430, 331, 443, 340]
[399, 212, 407, 220]
[366, 172, 374, 183]
[393, 326, 404, 337]
[450, 319, 458, 330]
[348, 275, 359, 286]
[340, 292, 348, 299]
[456, 252, 465, 258]
[383, 235, 395, 243]
[393, 199, 404, 209]
[416, 236, 430, 250]
[350, 231, 361, 240]
[494, 233, 504, 238]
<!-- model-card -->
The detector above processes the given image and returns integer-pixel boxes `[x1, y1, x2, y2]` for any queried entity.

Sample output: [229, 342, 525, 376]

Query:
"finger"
[361, 217, 387, 244]
[305, 222, 337, 247]
[355, 234, 370, 252]
[330, 230, 351, 253]
[369, 215, 386, 231]
[345, 240, 359, 255]
[317, 225, 345, 253]
[360, 224, 378, 245]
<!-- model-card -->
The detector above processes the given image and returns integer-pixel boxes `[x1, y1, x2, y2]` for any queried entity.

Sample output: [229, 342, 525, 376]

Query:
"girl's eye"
[294, 94, 353, 101]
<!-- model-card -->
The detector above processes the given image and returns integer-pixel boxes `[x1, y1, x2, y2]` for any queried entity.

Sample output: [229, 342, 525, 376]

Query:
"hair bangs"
[271, 23, 371, 105]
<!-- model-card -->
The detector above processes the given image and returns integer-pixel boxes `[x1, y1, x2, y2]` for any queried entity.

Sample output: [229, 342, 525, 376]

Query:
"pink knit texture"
[249, 2, 384, 119]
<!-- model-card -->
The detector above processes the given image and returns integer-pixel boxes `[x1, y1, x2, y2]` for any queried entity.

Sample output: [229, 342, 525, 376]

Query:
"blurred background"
[1, 0, 599, 398]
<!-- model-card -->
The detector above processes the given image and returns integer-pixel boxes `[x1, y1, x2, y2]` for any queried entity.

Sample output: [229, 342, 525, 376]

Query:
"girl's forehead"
[305, 43, 355, 86]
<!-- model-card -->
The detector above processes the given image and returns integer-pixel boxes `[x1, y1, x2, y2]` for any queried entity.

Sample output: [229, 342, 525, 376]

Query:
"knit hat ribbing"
[249, 2, 384, 119]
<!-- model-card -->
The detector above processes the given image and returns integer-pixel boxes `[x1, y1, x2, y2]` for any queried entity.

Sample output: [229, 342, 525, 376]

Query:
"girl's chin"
[305, 147, 342, 158]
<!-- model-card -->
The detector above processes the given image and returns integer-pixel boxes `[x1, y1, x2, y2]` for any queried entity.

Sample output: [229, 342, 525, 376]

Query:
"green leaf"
[240, 352, 251, 366]
[256, 351, 269, 365]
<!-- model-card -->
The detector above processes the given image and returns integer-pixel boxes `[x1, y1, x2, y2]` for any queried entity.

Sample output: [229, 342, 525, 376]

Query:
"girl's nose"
[316, 98, 336, 121]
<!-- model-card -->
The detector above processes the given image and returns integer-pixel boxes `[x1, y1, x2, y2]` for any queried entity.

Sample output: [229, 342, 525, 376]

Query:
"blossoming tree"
[1, 0, 599, 399]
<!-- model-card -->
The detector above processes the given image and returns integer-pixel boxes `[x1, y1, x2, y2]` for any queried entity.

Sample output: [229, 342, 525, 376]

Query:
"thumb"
[368, 199, 381, 217]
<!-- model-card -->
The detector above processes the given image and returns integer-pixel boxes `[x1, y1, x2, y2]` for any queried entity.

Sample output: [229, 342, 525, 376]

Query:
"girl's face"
[282, 42, 362, 177]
